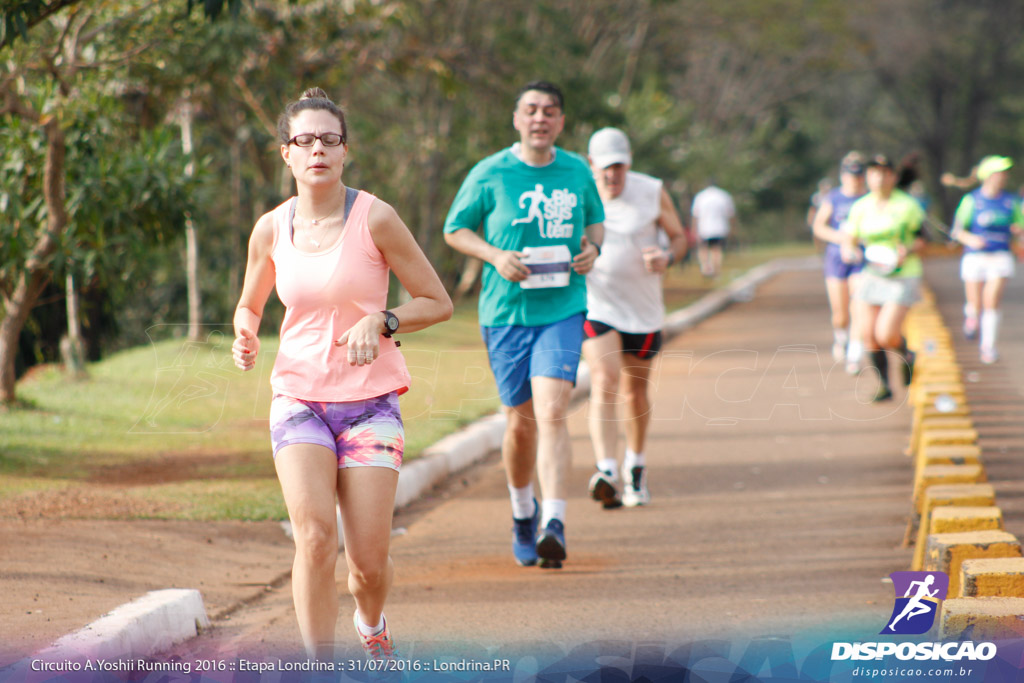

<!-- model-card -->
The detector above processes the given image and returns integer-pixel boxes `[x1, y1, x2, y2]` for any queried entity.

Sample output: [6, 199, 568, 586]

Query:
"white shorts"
[961, 251, 1016, 282]
[856, 272, 921, 307]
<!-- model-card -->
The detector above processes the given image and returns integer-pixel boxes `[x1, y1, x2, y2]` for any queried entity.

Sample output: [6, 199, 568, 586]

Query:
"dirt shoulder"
[0, 518, 294, 666]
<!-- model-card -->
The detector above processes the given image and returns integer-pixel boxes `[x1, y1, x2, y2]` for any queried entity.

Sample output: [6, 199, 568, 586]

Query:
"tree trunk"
[179, 99, 202, 342]
[0, 118, 68, 404]
[618, 2, 650, 102]
[229, 130, 244, 304]
[185, 219, 201, 341]
[61, 271, 87, 378]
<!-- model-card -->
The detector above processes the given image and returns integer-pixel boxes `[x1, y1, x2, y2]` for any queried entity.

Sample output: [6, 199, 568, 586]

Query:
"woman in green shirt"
[841, 154, 926, 402]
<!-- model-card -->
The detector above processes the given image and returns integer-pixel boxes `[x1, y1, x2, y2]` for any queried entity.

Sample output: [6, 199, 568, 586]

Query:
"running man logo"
[511, 184, 578, 239]
[880, 571, 949, 635]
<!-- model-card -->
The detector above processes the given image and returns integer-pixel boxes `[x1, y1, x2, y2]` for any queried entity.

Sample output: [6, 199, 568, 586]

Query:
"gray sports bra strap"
[343, 186, 359, 222]
[288, 188, 359, 242]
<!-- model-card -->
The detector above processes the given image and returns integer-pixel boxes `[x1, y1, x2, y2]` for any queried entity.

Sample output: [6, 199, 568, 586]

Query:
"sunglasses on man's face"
[288, 133, 345, 147]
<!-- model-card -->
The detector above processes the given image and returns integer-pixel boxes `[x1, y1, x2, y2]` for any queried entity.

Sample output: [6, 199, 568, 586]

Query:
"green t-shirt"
[847, 189, 925, 278]
[444, 146, 605, 327]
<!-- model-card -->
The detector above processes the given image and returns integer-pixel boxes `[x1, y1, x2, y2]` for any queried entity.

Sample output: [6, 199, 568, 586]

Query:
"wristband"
[665, 249, 675, 267]
[593, 242, 602, 256]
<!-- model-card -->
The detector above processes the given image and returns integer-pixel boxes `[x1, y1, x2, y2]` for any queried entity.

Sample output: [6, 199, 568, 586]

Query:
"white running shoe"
[621, 464, 650, 507]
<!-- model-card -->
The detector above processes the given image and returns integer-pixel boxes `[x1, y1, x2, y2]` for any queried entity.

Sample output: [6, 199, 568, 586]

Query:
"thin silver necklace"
[298, 197, 343, 247]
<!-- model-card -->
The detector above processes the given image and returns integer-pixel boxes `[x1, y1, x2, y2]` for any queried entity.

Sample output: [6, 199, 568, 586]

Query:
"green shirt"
[444, 146, 605, 327]
[847, 189, 925, 278]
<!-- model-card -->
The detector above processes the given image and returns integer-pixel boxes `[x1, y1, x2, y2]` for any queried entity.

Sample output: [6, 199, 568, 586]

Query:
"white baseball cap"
[588, 127, 632, 169]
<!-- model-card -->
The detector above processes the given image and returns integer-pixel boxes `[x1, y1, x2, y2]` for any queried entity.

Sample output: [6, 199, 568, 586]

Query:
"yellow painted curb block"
[924, 530, 1022, 597]
[961, 558, 1024, 598]
[910, 484, 997, 571]
[912, 505, 1003, 572]
[910, 417, 975, 458]
[912, 384, 967, 408]
[910, 405, 971, 459]
[912, 371, 961, 387]
[919, 429, 979, 450]
[931, 506, 1004, 534]
[913, 358, 958, 368]
[940, 597, 1024, 640]
[918, 443, 982, 467]
[914, 464, 987, 514]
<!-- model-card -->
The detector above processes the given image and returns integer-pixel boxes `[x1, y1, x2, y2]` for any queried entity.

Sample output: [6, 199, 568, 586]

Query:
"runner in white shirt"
[583, 128, 688, 508]
[691, 182, 736, 277]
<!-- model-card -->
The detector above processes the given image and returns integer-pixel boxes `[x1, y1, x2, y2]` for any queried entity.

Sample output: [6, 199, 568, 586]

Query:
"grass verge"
[0, 241, 816, 520]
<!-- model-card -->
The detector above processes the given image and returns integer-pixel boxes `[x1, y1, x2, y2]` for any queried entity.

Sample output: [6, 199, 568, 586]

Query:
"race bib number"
[520, 245, 571, 289]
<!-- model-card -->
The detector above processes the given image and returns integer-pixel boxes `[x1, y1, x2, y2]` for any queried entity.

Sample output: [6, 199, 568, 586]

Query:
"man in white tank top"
[583, 128, 688, 508]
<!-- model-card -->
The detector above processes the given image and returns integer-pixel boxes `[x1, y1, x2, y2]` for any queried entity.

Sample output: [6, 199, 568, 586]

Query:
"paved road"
[924, 255, 1024, 540]
[171, 262, 954, 668]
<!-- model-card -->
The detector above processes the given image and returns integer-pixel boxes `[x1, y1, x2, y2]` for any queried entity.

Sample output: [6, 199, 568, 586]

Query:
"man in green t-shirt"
[444, 81, 605, 569]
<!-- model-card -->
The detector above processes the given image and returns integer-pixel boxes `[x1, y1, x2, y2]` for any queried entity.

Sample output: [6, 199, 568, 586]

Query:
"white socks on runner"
[624, 449, 645, 470]
[847, 339, 863, 364]
[833, 327, 850, 347]
[357, 614, 385, 637]
[509, 484, 535, 520]
[541, 499, 566, 527]
[597, 458, 619, 479]
[981, 309, 1001, 352]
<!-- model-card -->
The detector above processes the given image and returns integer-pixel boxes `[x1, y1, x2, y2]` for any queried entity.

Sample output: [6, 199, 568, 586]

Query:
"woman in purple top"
[812, 152, 868, 374]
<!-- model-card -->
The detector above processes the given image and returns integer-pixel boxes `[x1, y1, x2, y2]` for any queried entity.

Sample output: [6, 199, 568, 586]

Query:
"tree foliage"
[4, 0, 1024, 396]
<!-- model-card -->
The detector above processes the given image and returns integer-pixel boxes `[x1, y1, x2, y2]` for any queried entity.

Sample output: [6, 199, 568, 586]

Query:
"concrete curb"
[29, 589, 209, 664]
[29, 253, 821, 663]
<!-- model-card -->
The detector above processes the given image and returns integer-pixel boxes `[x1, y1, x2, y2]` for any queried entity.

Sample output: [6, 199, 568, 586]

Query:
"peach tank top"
[269, 189, 410, 402]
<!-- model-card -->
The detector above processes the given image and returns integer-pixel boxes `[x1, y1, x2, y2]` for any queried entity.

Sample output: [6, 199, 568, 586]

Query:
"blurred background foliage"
[3, 0, 1024, 397]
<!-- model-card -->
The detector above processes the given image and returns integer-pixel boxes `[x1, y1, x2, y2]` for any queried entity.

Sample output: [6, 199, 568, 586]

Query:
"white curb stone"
[35, 589, 209, 662]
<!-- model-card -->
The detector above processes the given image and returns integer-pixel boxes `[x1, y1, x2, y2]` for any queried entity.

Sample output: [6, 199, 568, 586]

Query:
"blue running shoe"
[536, 518, 567, 569]
[512, 499, 539, 566]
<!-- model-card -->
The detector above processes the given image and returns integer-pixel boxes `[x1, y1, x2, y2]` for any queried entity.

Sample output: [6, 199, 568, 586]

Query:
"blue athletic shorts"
[823, 243, 864, 280]
[481, 313, 585, 407]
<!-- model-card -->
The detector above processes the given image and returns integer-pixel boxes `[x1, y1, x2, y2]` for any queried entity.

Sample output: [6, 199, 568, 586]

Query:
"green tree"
[0, 1, 199, 403]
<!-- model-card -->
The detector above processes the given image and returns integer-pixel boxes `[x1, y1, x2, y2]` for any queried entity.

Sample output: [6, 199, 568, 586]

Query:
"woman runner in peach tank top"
[231, 88, 451, 662]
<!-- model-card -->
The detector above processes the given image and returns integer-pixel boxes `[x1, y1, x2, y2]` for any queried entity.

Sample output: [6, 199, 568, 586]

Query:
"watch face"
[386, 312, 399, 332]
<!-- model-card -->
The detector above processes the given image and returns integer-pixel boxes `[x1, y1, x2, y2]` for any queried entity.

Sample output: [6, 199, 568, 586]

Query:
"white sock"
[509, 484, 535, 520]
[597, 458, 618, 478]
[964, 303, 977, 320]
[833, 327, 849, 347]
[624, 449, 645, 470]
[357, 614, 385, 637]
[847, 339, 863, 363]
[981, 310, 1001, 352]
[541, 499, 566, 527]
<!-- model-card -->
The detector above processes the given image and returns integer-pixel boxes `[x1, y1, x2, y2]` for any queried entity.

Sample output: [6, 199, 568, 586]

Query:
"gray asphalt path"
[171, 262, 948, 665]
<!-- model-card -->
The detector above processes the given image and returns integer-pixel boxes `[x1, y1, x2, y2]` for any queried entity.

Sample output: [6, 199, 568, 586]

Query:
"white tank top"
[586, 171, 666, 333]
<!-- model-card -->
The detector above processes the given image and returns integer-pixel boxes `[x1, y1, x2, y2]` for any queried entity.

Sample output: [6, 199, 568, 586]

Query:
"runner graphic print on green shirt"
[444, 147, 604, 327]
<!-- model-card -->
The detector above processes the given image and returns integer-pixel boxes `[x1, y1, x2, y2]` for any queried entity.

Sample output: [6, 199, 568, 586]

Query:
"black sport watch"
[381, 310, 399, 338]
